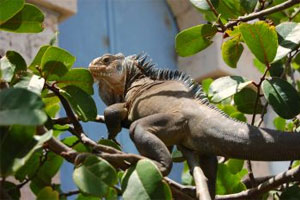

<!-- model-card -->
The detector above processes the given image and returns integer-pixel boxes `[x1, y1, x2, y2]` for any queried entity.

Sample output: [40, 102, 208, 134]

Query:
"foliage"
[0, 0, 300, 199]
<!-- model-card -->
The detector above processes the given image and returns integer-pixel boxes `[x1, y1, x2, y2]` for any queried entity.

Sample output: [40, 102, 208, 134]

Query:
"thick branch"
[225, 0, 300, 29]
[216, 165, 300, 200]
[179, 146, 212, 200]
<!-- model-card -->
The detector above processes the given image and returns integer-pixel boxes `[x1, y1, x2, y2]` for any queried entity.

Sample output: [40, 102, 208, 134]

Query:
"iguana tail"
[197, 110, 300, 161]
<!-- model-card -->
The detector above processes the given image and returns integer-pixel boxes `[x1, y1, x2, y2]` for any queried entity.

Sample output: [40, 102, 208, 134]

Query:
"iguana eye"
[102, 56, 110, 64]
[116, 64, 122, 71]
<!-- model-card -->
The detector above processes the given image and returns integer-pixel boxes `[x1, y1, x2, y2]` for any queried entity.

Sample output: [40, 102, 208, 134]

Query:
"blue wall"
[59, 0, 182, 195]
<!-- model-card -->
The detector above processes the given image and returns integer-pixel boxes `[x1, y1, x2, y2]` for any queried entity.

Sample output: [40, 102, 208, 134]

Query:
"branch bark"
[225, 0, 300, 29]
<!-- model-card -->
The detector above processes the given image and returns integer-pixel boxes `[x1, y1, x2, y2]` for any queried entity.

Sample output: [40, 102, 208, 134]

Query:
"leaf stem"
[205, 0, 226, 32]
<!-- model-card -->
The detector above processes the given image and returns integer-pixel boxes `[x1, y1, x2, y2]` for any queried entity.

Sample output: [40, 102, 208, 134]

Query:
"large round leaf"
[176, 24, 217, 57]
[0, 0, 24, 25]
[222, 36, 244, 68]
[239, 21, 278, 64]
[262, 78, 300, 119]
[28, 45, 51, 74]
[208, 76, 252, 103]
[61, 86, 97, 121]
[56, 68, 94, 95]
[274, 22, 300, 62]
[0, 3, 44, 33]
[73, 154, 117, 197]
[40, 46, 76, 80]
[234, 88, 264, 114]
[0, 88, 47, 125]
[121, 159, 172, 200]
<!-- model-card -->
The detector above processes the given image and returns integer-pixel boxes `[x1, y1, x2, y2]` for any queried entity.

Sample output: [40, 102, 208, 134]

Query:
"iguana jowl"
[89, 53, 300, 176]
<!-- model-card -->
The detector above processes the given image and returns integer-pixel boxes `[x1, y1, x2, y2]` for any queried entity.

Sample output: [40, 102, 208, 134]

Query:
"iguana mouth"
[89, 66, 112, 78]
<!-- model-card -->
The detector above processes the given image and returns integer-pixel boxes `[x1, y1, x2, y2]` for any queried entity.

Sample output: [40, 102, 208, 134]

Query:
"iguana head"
[88, 53, 139, 105]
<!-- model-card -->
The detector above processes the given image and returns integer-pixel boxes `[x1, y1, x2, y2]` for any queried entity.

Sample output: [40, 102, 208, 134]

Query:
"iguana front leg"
[104, 103, 128, 139]
[129, 113, 187, 176]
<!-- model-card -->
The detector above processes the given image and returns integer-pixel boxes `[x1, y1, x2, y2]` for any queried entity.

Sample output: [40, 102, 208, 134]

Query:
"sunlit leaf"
[40, 46, 76, 80]
[222, 36, 244, 68]
[239, 21, 278, 64]
[274, 22, 300, 62]
[56, 68, 94, 95]
[122, 159, 172, 200]
[73, 154, 117, 197]
[0, 3, 44, 33]
[176, 24, 217, 57]
[0, 0, 24, 25]
[208, 76, 252, 103]
[36, 187, 59, 200]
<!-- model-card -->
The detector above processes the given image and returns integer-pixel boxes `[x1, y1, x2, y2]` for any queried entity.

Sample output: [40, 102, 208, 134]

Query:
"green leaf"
[181, 161, 194, 185]
[240, 0, 258, 13]
[98, 139, 122, 151]
[61, 86, 97, 121]
[76, 193, 99, 200]
[239, 21, 278, 64]
[274, 22, 300, 62]
[230, 112, 247, 122]
[201, 78, 213, 95]
[73, 154, 117, 197]
[234, 88, 264, 114]
[40, 46, 76, 80]
[62, 136, 90, 152]
[0, 126, 52, 177]
[0, 0, 24, 25]
[0, 88, 47, 125]
[30, 151, 63, 194]
[0, 3, 44, 33]
[0, 51, 26, 82]
[273, 116, 286, 131]
[262, 78, 300, 119]
[36, 187, 59, 200]
[15, 149, 42, 182]
[226, 159, 244, 174]
[42, 95, 60, 118]
[189, 0, 219, 11]
[280, 185, 300, 199]
[269, 60, 284, 77]
[56, 68, 94, 95]
[216, 164, 247, 195]
[176, 24, 217, 57]
[172, 148, 185, 162]
[122, 159, 172, 200]
[253, 58, 266, 74]
[14, 74, 45, 95]
[0, 181, 21, 200]
[222, 36, 244, 68]
[208, 76, 252, 103]
[29, 45, 51, 74]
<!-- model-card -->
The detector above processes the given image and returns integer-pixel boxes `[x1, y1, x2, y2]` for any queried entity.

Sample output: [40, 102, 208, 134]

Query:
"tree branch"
[179, 146, 212, 200]
[205, 0, 226, 32]
[225, 0, 300, 29]
[216, 165, 300, 200]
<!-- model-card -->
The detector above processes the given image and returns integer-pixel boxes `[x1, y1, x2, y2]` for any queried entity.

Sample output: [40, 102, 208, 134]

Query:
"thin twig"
[225, 0, 300, 29]
[59, 190, 80, 197]
[205, 0, 226, 32]
[289, 7, 300, 21]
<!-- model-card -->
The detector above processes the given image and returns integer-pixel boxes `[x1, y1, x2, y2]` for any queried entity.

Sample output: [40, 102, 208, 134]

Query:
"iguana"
[88, 53, 300, 178]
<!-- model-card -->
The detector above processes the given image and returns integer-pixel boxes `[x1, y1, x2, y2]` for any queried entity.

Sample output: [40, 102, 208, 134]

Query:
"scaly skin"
[89, 53, 300, 177]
